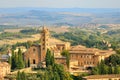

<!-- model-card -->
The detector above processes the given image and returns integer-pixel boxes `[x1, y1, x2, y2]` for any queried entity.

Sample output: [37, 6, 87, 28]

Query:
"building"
[0, 62, 11, 79]
[83, 74, 120, 80]
[24, 27, 115, 71]
[24, 45, 41, 67]
[69, 45, 115, 72]
[0, 49, 12, 62]
[24, 27, 69, 67]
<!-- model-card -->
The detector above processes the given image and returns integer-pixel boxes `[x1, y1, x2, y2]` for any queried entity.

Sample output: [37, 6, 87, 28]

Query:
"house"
[0, 62, 11, 79]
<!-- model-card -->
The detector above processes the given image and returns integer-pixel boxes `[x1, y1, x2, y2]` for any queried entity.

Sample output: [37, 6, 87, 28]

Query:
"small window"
[33, 48, 36, 52]
[33, 59, 36, 64]
[43, 39, 45, 41]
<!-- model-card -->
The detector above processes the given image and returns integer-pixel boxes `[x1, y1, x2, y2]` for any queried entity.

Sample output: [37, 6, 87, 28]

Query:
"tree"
[11, 50, 17, 70]
[27, 58, 30, 67]
[114, 66, 120, 74]
[98, 60, 108, 74]
[106, 54, 120, 66]
[16, 71, 27, 80]
[91, 60, 109, 75]
[53, 72, 60, 80]
[91, 67, 99, 75]
[16, 71, 21, 80]
[8, 56, 11, 65]
[44, 49, 73, 80]
[108, 66, 113, 74]
[61, 50, 70, 68]
[17, 48, 25, 69]
[21, 72, 27, 80]
[116, 49, 120, 54]
[45, 49, 55, 67]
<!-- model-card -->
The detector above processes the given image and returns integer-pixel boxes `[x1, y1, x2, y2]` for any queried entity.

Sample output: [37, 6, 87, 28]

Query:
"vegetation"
[92, 61, 120, 75]
[53, 30, 109, 50]
[92, 50, 120, 75]
[0, 32, 31, 40]
[52, 28, 120, 50]
[1, 26, 120, 79]
[45, 49, 73, 80]
[10, 48, 25, 70]
[20, 29, 40, 35]
[16, 71, 27, 80]
[0, 25, 19, 32]
[61, 50, 70, 68]
[0, 44, 11, 54]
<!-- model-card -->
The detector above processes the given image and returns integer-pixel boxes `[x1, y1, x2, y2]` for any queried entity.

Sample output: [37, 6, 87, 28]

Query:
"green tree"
[16, 71, 21, 80]
[45, 49, 55, 67]
[27, 58, 30, 67]
[114, 66, 120, 74]
[21, 72, 27, 80]
[91, 67, 99, 75]
[92, 60, 109, 75]
[17, 48, 25, 69]
[108, 66, 113, 74]
[53, 72, 60, 80]
[44, 49, 73, 80]
[61, 50, 70, 68]
[8, 56, 12, 65]
[106, 54, 120, 66]
[11, 50, 17, 70]
[16, 71, 27, 80]
[98, 60, 108, 74]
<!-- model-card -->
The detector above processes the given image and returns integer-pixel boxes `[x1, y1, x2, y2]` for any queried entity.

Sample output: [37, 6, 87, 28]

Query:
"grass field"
[0, 26, 69, 46]
[4, 28, 23, 33]
[0, 33, 63, 46]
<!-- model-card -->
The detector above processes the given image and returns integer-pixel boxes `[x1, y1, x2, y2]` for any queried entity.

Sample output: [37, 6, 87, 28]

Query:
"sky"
[0, 0, 120, 8]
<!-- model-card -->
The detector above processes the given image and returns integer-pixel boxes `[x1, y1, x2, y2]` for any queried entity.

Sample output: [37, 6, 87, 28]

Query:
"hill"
[0, 8, 120, 25]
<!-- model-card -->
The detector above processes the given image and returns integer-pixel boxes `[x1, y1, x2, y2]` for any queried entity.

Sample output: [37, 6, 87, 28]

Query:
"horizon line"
[0, 7, 120, 9]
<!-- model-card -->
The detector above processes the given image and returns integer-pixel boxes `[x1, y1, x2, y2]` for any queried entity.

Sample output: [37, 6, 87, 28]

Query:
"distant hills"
[0, 8, 120, 25]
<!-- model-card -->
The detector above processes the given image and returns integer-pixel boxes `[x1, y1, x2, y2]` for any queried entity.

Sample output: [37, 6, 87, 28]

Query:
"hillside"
[0, 8, 120, 25]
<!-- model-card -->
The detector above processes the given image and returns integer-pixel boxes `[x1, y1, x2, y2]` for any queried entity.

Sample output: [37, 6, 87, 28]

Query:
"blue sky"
[0, 0, 120, 8]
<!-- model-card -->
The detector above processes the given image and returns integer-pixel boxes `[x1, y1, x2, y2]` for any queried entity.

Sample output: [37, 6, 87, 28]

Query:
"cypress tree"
[11, 50, 17, 70]
[17, 48, 25, 69]
[45, 49, 51, 67]
[61, 50, 70, 69]
[28, 58, 30, 67]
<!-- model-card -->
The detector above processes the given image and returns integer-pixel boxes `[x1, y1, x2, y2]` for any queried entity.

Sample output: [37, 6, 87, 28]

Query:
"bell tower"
[40, 26, 49, 61]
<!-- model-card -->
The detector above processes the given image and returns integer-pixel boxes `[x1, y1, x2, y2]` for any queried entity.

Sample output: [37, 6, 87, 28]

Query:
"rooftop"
[69, 45, 115, 55]
[0, 62, 10, 67]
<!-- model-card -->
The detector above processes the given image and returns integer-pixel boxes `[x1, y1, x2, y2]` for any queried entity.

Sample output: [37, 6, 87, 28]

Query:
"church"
[24, 27, 115, 72]
[24, 27, 70, 68]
